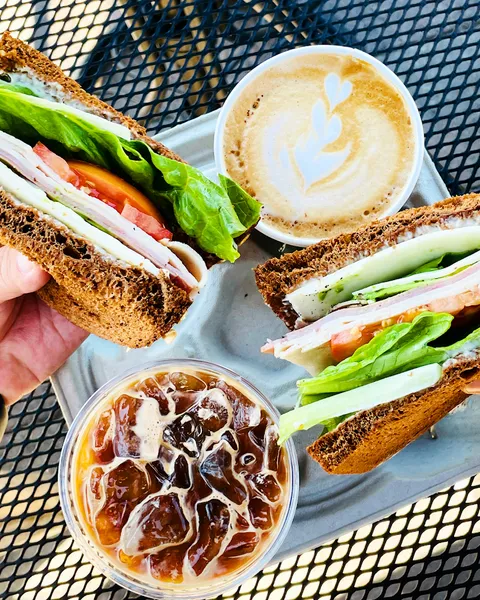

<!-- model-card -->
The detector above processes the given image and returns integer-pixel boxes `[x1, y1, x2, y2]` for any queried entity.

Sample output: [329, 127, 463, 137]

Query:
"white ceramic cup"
[214, 45, 425, 247]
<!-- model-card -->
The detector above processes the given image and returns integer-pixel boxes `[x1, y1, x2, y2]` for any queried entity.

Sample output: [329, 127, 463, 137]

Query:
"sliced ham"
[263, 260, 480, 360]
[0, 131, 205, 294]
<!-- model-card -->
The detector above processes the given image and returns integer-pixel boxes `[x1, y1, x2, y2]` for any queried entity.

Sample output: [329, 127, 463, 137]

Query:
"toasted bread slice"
[255, 193, 480, 329]
[0, 189, 190, 347]
[0, 31, 182, 162]
[307, 355, 480, 474]
[0, 33, 205, 347]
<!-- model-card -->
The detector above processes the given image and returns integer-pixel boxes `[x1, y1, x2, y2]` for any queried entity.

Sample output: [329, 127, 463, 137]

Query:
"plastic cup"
[59, 359, 299, 600]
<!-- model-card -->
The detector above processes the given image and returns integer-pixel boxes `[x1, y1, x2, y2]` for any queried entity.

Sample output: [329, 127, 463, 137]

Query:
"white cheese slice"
[354, 249, 480, 299]
[287, 223, 480, 322]
[0, 161, 159, 275]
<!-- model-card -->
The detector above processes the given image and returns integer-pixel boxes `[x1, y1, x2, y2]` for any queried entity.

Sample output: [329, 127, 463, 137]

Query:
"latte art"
[222, 53, 418, 239]
[292, 73, 352, 192]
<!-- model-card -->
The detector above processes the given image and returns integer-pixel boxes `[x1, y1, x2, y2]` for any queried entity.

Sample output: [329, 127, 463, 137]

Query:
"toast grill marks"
[307, 354, 480, 474]
[255, 194, 480, 329]
[0, 189, 190, 348]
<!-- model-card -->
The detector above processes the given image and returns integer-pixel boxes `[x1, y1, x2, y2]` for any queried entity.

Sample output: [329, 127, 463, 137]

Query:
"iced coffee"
[69, 363, 294, 590]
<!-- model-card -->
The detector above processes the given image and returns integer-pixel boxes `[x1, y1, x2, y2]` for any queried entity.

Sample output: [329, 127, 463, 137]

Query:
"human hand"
[0, 247, 88, 405]
[463, 380, 480, 394]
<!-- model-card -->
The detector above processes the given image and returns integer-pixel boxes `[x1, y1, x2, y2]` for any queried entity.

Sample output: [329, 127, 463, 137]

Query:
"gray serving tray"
[52, 110, 480, 563]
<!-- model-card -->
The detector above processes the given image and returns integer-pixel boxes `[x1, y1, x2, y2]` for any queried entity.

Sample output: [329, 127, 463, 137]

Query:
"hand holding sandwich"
[0, 247, 87, 405]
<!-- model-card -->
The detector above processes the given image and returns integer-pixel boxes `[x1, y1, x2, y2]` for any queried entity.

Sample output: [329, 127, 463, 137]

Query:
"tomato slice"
[330, 327, 374, 363]
[121, 204, 172, 241]
[33, 144, 173, 241]
[33, 142, 80, 186]
[68, 160, 164, 223]
[330, 309, 425, 362]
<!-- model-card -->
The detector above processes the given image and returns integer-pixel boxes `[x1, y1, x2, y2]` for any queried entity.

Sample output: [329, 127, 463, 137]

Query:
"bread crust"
[255, 193, 480, 328]
[307, 356, 480, 474]
[0, 31, 183, 163]
[0, 32, 220, 345]
[0, 190, 190, 347]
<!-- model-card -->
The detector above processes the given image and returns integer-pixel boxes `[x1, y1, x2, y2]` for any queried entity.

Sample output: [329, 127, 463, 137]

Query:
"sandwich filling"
[286, 222, 480, 322]
[260, 231, 480, 443]
[0, 76, 262, 294]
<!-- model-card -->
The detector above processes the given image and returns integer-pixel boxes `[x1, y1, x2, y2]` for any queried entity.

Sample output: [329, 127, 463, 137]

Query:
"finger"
[463, 379, 480, 394]
[0, 248, 50, 303]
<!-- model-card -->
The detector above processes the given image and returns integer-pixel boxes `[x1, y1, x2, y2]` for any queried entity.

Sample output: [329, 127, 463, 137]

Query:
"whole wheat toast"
[255, 193, 480, 328]
[255, 193, 480, 473]
[308, 355, 480, 474]
[0, 190, 190, 347]
[0, 32, 205, 347]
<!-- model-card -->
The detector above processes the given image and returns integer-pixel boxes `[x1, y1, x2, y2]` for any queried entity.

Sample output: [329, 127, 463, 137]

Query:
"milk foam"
[223, 53, 416, 238]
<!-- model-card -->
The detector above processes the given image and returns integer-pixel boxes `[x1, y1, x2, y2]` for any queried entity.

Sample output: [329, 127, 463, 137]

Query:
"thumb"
[0, 247, 50, 303]
[463, 380, 480, 394]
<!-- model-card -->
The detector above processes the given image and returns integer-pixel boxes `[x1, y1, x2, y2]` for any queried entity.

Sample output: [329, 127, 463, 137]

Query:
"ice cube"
[247, 473, 282, 503]
[92, 409, 114, 463]
[136, 377, 171, 415]
[163, 413, 206, 458]
[118, 550, 143, 570]
[170, 371, 207, 392]
[150, 545, 187, 583]
[187, 499, 230, 575]
[113, 395, 162, 461]
[190, 389, 231, 432]
[131, 397, 163, 461]
[200, 444, 247, 505]
[148, 445, 178, 487]
[264, 424, 281, 471]
[113, 395, 142, 458]
[235, 512, 251, 531]
[248, 498, 273, 531]
[172, 391, 201, 414]
[221, 430, 238, 450]
[171, 455, 191, 489]
[239, 453, 257, 468]
[248, 418, 268, 452]
[223, 532, 259, 558]
[94, 460, 151, 545]
[216, 381, 261, 431]
[120, 492, 190, 555]
[89, 467, 104, 500]
[95, 502, 129, 546]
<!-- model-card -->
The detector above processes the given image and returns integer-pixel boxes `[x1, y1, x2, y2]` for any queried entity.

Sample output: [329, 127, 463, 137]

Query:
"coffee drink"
[221, 52, 418, 240]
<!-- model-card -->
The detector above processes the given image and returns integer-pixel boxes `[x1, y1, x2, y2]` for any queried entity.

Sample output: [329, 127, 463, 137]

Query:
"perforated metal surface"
[1, 1, 480, 599]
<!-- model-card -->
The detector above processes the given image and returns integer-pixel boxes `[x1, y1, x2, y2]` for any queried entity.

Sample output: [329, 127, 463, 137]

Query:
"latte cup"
[214, 46, 424, 246]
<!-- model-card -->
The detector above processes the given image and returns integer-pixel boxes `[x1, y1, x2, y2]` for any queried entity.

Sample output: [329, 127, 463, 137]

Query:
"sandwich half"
[255, 194, 480, 474]
[0, 33, 260, 347]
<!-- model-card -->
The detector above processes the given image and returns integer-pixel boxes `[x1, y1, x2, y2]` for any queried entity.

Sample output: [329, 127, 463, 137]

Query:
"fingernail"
[16, 253, 36, 274]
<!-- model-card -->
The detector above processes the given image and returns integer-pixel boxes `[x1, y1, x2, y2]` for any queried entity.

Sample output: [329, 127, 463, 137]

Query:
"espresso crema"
[222, 53, 417, 239]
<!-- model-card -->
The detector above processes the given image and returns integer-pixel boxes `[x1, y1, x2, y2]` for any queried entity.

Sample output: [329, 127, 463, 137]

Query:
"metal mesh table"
[1, 1, 480, 598]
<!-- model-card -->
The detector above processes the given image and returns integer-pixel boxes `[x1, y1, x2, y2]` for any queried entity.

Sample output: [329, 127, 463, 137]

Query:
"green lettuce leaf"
[279, 364, 444, 444]
[353, 251, 478, 302]
[293, 311, 480, 437]
[409, 251, 475, 275]
[0, 80, 38, 96]
[298, 312, 452, 405]
[217, 174, 260, 230]
[0, 87, 261, 261]
[354, 279, 431, 302]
